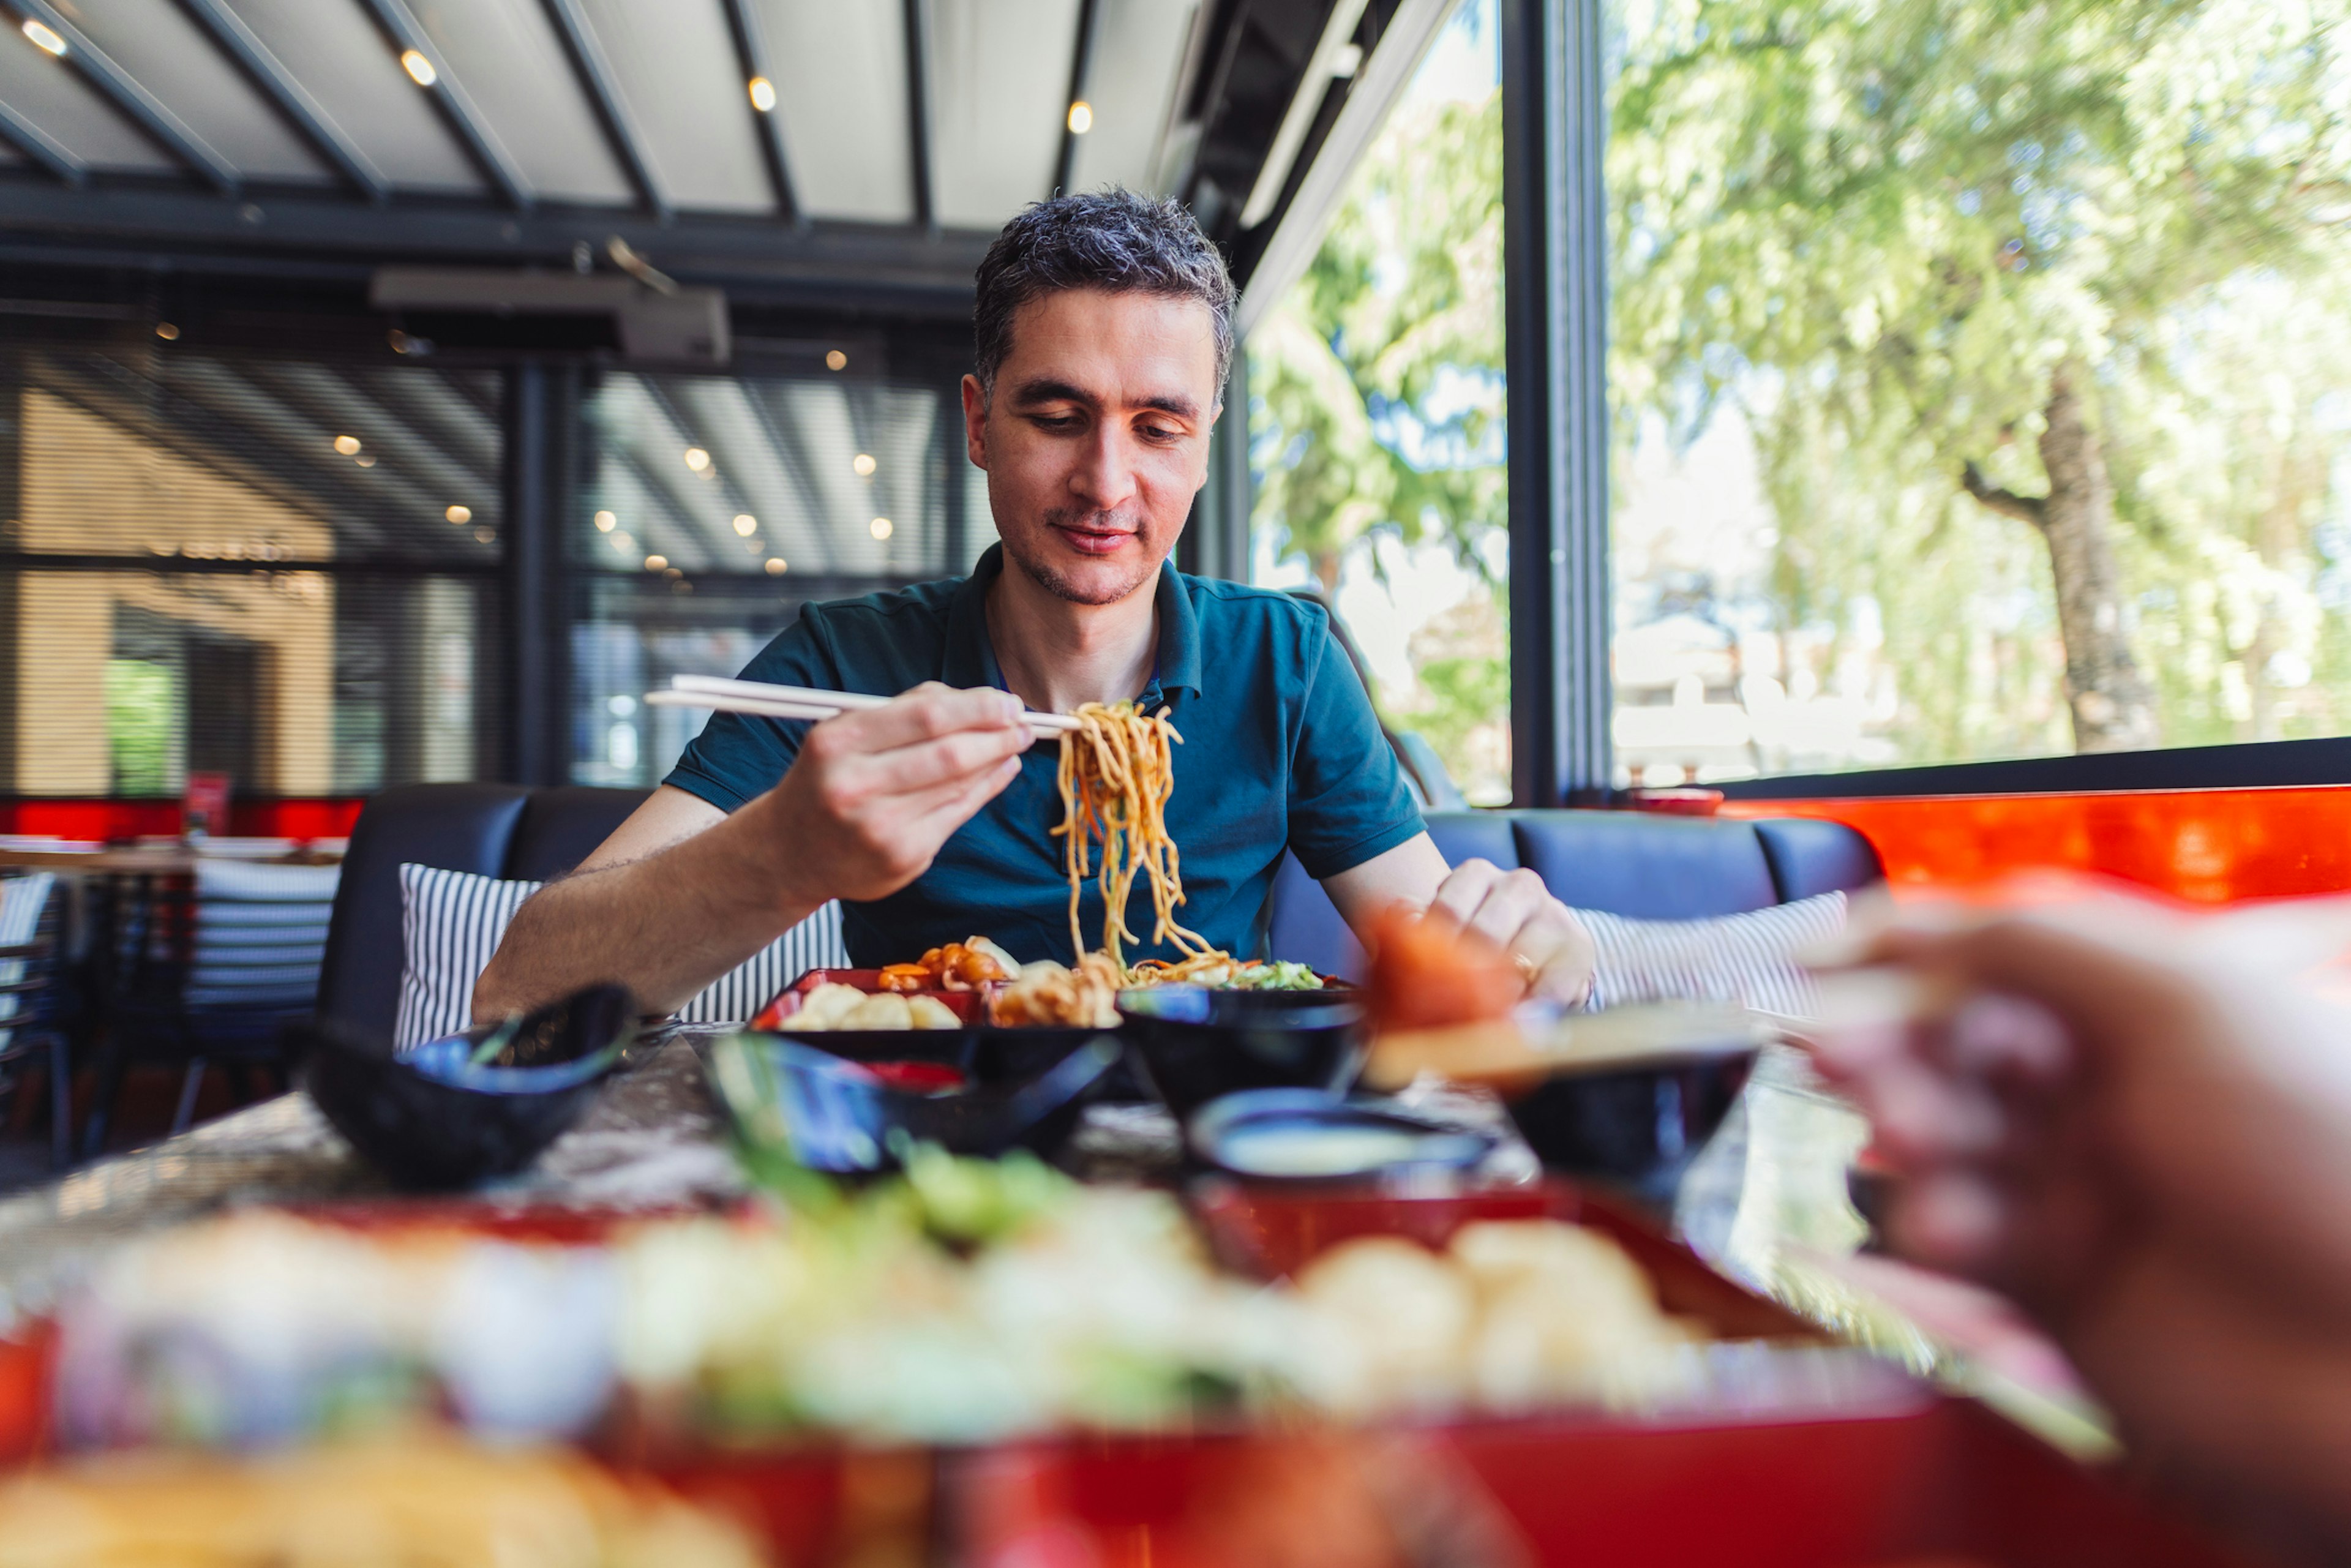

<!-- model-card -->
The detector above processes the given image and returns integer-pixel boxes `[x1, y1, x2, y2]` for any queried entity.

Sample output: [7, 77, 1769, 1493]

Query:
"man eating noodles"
[475, 190, 1592, 1022]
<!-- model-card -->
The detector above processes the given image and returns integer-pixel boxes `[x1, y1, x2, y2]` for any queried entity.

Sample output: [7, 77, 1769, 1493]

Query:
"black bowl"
[1500, 1046, 1757, 1209]
[708, 1032, 1123, 1173]
[1117, 986, 1365, 1119]
[297, 985, 634, 1191]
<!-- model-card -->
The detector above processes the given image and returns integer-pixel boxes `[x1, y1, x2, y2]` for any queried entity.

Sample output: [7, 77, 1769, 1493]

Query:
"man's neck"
[984, 557, 1160, 715]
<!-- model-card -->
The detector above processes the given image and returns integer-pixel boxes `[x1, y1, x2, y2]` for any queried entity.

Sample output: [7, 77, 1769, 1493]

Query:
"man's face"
[962, 288, 1220, 606]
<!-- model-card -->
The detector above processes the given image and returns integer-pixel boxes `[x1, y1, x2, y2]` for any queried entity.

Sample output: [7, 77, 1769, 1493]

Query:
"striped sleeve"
[1578, 890, 1847, 1021]
[395, 863, 850, 1046]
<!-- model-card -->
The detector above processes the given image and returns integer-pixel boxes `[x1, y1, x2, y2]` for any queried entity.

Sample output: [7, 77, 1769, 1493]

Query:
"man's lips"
[1052, 522, 1136, 557]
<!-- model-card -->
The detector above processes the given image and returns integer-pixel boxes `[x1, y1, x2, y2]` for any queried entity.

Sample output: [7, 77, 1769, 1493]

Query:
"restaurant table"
[0, 1027, 2104, 1454]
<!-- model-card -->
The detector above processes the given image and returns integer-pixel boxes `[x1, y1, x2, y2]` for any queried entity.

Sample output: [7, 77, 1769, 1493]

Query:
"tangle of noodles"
[1054, 700, 1213, 968]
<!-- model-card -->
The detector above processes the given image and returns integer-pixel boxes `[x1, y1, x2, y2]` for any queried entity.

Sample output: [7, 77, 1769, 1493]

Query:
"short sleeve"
[662, 609, 834, 813]
[1285, 615, 1426, 879]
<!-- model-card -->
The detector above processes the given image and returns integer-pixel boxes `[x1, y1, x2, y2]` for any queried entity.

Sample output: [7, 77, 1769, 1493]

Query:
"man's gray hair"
[973, 189, 1236, 397]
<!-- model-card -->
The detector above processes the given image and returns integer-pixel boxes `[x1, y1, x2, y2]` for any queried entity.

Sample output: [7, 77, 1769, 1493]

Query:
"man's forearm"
[472, 805, 820, 1021]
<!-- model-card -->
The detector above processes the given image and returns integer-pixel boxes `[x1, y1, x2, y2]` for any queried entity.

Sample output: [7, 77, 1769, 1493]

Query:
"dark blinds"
[0, 345, 503, 798]
[569, 369, 993, 788]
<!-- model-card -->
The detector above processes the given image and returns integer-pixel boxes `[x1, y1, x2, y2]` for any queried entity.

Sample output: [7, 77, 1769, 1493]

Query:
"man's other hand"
[1428, 858, 1596, 1005]
[751, 682, 1032, 909]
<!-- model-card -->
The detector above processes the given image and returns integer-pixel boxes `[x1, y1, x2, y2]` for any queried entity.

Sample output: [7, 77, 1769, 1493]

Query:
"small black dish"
[1188, 1089, 1496, 1183]
[1117, 985, 1365, 1120]
[708, 1032, 1123, 1174]
[297, 984, 634, 1191]
[1500, 1044, 1757, 1210]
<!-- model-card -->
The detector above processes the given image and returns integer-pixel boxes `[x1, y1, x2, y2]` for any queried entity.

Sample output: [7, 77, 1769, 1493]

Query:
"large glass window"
[1248, 0, 1511, 804]
[568, 368, 992, 787]
[1608, 0, 2351, 786]
[0, 345, 502, 799]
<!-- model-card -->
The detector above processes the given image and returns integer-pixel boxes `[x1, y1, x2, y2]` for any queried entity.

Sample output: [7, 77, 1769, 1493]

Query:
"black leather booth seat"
[320, 785, 1883, 1041]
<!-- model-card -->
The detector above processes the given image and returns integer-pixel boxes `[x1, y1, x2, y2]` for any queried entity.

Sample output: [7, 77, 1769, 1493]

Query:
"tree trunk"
[1311, 548, 1342, 598]
[1964, 360, 2160, 753]
[2036, 362, 2159, 752]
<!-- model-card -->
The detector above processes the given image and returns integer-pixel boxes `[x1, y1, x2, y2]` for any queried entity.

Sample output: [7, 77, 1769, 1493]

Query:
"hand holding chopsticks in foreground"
[1805, 882, 2351, 1553]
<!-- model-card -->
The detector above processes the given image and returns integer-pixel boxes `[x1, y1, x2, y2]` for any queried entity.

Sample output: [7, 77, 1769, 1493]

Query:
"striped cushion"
[1580, 890, 1847, 1019]
[394, 863, 848, 1048]
[0, 871, 56, 1049]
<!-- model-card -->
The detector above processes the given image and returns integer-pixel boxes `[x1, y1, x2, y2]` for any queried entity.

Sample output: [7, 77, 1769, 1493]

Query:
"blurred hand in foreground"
[1807, 883, 2351, 1552]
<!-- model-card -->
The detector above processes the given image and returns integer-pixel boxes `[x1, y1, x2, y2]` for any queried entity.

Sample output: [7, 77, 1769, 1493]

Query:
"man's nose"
[1070, 426, 1139, 511]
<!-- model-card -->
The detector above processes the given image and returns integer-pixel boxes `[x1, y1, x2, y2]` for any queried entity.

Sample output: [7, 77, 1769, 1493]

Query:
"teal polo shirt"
[664, 544, 1425, 967]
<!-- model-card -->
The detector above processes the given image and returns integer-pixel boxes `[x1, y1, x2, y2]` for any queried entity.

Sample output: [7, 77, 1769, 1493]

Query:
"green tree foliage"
[1251, 91, 1509, 594]
[1250, 83, 1513, 794]
[1611, 0, 2351, 759]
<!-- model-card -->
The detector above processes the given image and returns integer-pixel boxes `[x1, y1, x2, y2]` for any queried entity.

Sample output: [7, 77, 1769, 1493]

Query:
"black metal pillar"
[1502, 0, 1612, 805]
[940, 383, 968, 570]
[500, 362, 573, 785]
[1180, 348, 1251, 581]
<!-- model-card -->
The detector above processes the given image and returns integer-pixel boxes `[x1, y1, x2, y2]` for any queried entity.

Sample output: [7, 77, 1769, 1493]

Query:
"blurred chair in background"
[0, 871, 71, 1170]
[84, 860, 340, 1153]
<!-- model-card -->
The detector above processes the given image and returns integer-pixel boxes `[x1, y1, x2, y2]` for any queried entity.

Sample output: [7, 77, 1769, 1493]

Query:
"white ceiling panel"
[929, 0, 1079, 229]
[58, 0, 331, 182]
[217, 0, 481, 193]
[574, 0, 768, 214]
[752, 0, 913, 223]
[0, 24, 175, 172]
[1068, 0, 1196, 197]
[407, 0, 632, 204]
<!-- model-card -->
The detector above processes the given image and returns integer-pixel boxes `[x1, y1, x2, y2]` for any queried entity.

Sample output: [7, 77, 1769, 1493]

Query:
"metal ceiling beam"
[0, 96, 83, 186]
[651, 373, 832, 574]
[357, 0, 532, 209]
[902, 0, 936, 232]
[172, 0, 390, 204]
[718, 0, 801, 227]
[8, 0, 239, 193]
[537, 0, 670, 221]
[0, 185, 994, 312]
[1052, 0, 1100, 196]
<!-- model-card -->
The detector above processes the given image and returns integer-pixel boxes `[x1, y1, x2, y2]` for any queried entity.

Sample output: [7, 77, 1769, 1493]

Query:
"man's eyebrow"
[1008, 378, 1201, 422]
[1008, 377, 1098, 408]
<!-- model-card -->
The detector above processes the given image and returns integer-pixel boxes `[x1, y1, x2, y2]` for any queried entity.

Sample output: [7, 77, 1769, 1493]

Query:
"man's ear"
[960, 374, 989, 471]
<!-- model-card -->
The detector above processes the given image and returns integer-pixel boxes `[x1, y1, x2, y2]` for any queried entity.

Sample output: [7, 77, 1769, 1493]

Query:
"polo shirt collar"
[946, 543, 1203, 702]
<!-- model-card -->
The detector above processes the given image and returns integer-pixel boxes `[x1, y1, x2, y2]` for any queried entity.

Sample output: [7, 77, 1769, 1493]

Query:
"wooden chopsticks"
[645, 673, 1080, 738]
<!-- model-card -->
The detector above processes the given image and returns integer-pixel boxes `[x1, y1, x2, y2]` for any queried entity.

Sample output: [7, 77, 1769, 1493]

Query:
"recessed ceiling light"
[154, 322, 179, 342]
[333, 434, 361, 456]
[1067, 100, 1093, 135]
[765, 557, 788, 575]
[684, 446, 711, 472]
[732, 513, 757, 536]
[869, 516, 893, 540]
[748, 76, 776, 112]
[825, 349, 847, 371]
[852, 452, 876, 476]
[644, 554, 667, 571]
[400, 49, 437, 87]
[446, 504, 472, 524]
[21, 20, 66, 56]
[594, 510, 617, 531]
